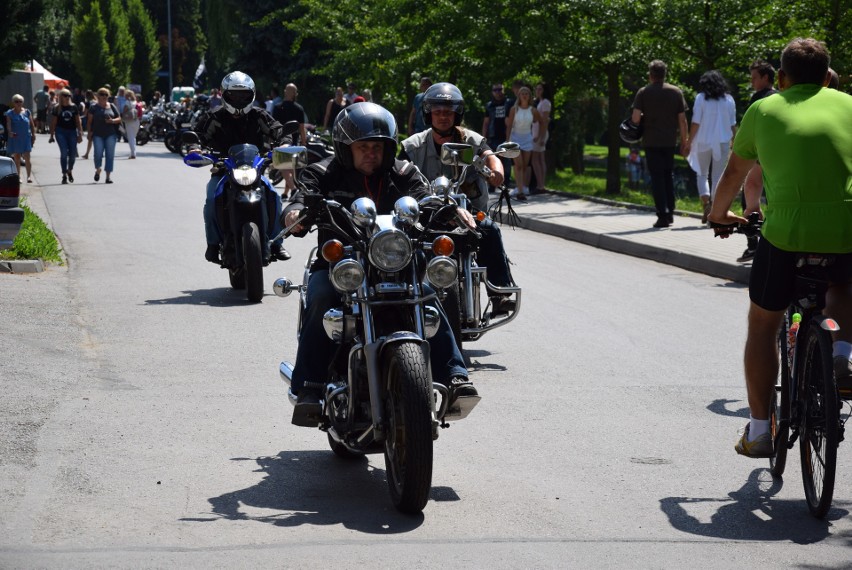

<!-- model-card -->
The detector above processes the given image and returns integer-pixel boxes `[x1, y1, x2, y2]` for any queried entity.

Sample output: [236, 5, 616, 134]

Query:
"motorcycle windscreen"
[227, 144, 260, 166]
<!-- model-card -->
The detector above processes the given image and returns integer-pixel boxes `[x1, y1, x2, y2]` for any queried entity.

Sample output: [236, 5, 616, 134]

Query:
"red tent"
[25, 60, 69, 90]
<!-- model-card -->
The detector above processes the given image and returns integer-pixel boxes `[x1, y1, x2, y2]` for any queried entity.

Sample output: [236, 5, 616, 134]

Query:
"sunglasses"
[492, 87, 503, 92]
[97, 94, 108, 97]
[61, 94, 71, 98]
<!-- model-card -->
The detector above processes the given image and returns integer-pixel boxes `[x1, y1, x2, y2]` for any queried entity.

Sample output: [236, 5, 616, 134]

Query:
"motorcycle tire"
[442, 283, 464, 353]
[382, 341, 433, 514]
[136, 128, 149, 146]
[228, 267, 245, 290]
[243, 222, 264, 303]
[164, 133, 179, 154]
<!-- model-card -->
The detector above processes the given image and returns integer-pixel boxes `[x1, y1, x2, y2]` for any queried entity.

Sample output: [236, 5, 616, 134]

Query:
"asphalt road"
[2, 139, 851, 567]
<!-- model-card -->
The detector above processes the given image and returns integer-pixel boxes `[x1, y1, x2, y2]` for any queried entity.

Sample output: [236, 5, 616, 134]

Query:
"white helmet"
[221, 71, 256, 115]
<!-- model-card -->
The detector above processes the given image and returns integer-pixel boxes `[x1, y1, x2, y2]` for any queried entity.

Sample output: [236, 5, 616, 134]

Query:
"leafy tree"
[71, 2, 115, 89]
[99, 0, 135, 86]
[144, 0, 206, 91]
[34, 0, 78, 87]
[126, 0, 161, 94]
[0, 1, 45, 78]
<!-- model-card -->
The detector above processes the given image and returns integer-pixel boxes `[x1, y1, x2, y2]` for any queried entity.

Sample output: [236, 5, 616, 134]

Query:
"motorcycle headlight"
[231, 165, 258, 186]
[329, 259, 365, 292]
[368, 229, 412, 273]
[425, 256, 457, 289]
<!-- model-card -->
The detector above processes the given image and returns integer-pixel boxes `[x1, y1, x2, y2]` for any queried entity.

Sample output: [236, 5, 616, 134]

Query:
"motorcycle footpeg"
[291, 402, 322, 427]
[443, 395, 481, 421]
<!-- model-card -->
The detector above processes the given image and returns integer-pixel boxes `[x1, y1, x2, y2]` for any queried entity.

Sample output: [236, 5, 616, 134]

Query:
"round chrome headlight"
[232, 164, 258, 186]
[329, 259, 365, 292]
[351, 197, 377, 229]
[368, 229, 412, 272]
[394, 196, 420, 226]
[425, 256, 457, 289]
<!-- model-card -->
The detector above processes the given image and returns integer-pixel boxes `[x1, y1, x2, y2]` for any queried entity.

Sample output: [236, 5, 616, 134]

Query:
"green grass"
[0, 198, 63, 264]
[544, 144, 742, 215]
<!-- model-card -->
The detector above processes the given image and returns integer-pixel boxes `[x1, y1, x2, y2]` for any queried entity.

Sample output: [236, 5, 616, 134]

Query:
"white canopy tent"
[24, 60, 68, 90]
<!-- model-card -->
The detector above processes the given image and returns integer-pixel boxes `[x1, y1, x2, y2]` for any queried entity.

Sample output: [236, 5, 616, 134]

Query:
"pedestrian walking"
[121, 91, 141, 159]
[48, 88, 83, 184]
[685, 70, 737, 223]
[88, 87, 121, 184]
[5, 94, 37, 182]
[630, 60, 689, 228]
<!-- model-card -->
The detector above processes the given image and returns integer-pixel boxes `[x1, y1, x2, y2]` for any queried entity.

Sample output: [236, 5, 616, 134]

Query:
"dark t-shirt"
[88, 103, 120, 137]
[196, 107, 287, 154]
[749, 87, 778, 106]
[484, 97, 512, 142]
[272, 101, 308, 144]
[52, 104, 79, 131]
[633, 82, 688, 148]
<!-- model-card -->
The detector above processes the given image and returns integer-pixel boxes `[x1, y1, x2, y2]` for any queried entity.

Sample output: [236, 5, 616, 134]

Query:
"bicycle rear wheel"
[799, 320, 839, 518]
[770, 323, 791, 477]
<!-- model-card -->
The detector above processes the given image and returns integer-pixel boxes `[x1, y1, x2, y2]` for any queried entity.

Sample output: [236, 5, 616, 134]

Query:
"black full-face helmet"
[422, 82, 465, 128]
[332, 102, 398, 171]
[221, 71, 256, 116]
[619, 118, 643, 144]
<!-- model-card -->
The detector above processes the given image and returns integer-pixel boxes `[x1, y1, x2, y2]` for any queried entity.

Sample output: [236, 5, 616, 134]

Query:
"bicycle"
[714, 214, 848, 518]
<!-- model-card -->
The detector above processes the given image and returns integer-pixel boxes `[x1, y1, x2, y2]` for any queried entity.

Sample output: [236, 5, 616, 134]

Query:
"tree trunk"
[605, 62, 622, 195]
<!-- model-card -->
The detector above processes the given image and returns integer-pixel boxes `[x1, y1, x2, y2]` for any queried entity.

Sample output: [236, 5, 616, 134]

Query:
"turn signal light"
[432, 235, 454, 257]
[476, 211, 486, 222]
[322, 239, 344, 262]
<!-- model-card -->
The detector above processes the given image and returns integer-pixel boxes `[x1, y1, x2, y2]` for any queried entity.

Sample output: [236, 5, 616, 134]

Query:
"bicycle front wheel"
[799, 320, 840, 518]
[770, 323, 791, 477]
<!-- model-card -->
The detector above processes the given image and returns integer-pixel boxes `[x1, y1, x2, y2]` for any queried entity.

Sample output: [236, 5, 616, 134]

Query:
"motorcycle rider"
[399, 82, 517, 315]
[282, 102, 478, 426]
[195, 71, 291, 263]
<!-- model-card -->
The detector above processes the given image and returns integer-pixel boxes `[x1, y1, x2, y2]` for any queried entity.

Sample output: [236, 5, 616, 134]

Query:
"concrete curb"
[0, 259, 44, 273]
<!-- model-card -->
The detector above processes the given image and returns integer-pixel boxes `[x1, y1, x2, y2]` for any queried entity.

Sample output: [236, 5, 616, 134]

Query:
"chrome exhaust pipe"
[279, 361, 298, 406]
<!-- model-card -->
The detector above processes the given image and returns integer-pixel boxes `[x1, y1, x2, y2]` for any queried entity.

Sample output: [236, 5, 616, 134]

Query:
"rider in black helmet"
[281, 102, 478, 426]
[399, 82, 518, 316]
[195, 71, 292, 263]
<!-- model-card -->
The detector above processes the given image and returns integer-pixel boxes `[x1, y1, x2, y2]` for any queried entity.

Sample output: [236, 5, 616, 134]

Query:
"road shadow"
[660, 468, 850, 544]
[180, 450, 460, 533]
[707, 398, 749, 419]
[143, 288, 263, 307]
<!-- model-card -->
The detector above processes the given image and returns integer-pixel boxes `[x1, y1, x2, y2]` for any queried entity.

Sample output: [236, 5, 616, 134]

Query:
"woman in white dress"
[685, 70, 737, 222]
[505, 85, 542, 200]
[530, 82, 552, 194]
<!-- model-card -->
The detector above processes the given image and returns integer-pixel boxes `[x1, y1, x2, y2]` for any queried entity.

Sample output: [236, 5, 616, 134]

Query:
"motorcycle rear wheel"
[383, 341, 433, 514]
[136, 128, 149, 146]
[243, 222, 264, 303]
[164, 133, 179, 153]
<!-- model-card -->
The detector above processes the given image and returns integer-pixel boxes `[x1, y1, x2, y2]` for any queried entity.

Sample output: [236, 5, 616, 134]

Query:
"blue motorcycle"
[183, 131, 304, 302]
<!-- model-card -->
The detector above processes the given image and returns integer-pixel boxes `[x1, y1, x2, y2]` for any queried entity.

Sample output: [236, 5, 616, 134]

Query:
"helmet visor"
[223, 89, 254, 110]
[425, 101, 462, 114]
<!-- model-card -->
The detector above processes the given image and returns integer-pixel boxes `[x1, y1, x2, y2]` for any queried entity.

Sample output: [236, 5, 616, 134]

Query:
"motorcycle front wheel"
[383, 341, 433, 514]
[164, 133, 179, 153]
[136, 128, 149, 146]
[243, 222, 264, 303]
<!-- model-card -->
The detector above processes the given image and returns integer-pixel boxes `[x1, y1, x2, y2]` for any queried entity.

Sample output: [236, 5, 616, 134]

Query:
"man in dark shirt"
[737, 60, 779, 262]
[482, 82, 514, 186]
[631, 60, 689, 228]
[272, 83, 309, 196]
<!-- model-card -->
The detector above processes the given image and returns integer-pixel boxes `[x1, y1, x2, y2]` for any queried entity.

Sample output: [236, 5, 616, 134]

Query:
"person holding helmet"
[400, 82, 518, 316]
[282, 102, 477, 425]
[194, 71, 292, 263]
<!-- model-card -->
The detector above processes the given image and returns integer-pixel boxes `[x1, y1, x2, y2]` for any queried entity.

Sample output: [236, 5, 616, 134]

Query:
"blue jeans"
[93, 133, 117, 173]
[291, 269, 467, 392]
[55, 128, 78, 174]
[203, 175, 283, 246]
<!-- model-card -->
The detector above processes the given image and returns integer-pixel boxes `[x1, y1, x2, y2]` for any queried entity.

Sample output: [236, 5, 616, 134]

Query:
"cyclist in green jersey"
[708, 38, 852, 458]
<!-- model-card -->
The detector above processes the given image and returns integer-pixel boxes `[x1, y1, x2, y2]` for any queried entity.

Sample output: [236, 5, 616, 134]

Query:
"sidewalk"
[502, 191, 752, 285]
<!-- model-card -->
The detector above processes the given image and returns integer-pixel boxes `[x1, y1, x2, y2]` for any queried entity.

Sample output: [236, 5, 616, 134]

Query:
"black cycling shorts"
[749, 238, 852, 311]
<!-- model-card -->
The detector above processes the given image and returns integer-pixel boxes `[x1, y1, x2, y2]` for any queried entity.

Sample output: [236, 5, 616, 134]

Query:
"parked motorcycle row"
[181, 119, 521, 514]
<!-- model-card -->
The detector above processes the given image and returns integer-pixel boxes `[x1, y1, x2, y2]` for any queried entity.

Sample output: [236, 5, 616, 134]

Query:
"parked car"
[0, 156, 24, 249]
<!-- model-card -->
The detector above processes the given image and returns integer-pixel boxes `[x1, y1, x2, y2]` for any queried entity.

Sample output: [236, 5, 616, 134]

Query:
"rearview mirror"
[496, 142, 520, 159]
[440, 143, 474, 166]
[272, 145, 307, 171]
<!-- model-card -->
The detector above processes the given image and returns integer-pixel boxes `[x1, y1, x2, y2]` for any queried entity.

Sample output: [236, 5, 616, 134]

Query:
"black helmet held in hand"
[332, 102, 399, 171]
[618, 118, 643, 145]
[422, 82, 465, 128]
[221, 71, 256, 116]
